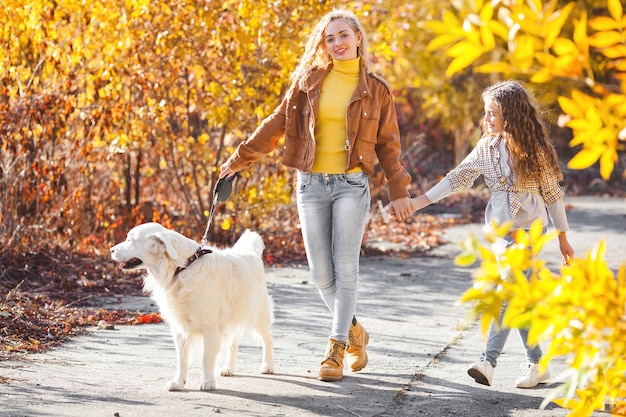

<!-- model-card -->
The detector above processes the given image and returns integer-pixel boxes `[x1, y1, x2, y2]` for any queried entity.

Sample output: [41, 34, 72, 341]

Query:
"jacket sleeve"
[225, 98, 288, 172]
[374, 88, 411, 201]
[446, 140, 484, 191]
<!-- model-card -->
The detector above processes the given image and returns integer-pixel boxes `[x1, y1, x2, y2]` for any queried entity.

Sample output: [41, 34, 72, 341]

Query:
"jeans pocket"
[344, 171, 367, 187]
[297, 171, 311, 192]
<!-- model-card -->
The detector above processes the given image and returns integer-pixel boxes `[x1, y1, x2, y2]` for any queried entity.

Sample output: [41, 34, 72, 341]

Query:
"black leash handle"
[200, 174, 237, 247]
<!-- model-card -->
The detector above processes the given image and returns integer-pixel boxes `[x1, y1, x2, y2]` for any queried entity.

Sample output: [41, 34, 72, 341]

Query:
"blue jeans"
[296, 171, 370, 342]
[482, 234, 543, 367]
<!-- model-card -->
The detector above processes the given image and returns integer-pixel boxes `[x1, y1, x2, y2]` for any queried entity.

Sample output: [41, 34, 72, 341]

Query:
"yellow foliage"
[424, 0, 625, 180]
[458, 220, 626, 417]
[558, 91, 626, 179]
[220, 217, 231, 231]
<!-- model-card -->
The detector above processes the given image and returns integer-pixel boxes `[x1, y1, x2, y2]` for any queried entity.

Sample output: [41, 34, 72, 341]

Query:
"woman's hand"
[389, 197, 412, 221]
[219, 162, 235, 179]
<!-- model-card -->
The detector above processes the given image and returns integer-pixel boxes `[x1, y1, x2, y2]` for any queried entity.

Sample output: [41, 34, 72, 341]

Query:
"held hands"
[388, 197, 412, 221]
[389, 195, 433, 221]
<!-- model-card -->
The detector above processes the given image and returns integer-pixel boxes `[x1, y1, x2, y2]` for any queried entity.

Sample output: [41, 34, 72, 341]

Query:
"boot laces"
[324, 341, 345, 364]
[348, 331, 359, 347]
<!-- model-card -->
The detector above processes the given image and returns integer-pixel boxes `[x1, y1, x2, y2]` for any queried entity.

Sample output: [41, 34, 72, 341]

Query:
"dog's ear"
[146, 232, 183, 261]
[145, 234, 167, 256]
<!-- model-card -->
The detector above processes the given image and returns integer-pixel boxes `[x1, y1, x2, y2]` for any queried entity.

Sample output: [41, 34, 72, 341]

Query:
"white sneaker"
[467, 359, 494, 386]
[515, 362, 551, 388]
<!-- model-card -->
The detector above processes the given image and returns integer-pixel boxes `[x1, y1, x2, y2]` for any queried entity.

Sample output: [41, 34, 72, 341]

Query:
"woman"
[219, 9, 412, 381]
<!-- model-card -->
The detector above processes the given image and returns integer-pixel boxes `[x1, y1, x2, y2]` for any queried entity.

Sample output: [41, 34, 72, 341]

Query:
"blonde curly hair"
[481, 80, 563, 184]
[290, 9, 371, 90]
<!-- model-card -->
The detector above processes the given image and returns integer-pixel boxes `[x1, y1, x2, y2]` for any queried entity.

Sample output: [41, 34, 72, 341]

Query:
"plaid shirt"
[447, 135, 564, 220]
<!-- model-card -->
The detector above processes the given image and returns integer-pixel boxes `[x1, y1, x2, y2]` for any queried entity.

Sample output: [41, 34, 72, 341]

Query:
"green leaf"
[455, 252, 477, 267]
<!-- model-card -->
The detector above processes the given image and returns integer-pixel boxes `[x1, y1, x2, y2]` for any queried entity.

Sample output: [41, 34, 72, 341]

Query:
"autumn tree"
[423, 0, 626, 179]
[1, 0, 333, 256]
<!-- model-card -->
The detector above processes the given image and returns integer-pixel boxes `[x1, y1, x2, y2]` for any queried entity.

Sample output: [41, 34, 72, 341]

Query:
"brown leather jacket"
[226, 61, 411, 201]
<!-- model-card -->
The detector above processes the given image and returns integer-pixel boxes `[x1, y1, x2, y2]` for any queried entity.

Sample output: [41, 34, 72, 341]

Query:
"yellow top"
[312, 57, 361, 174]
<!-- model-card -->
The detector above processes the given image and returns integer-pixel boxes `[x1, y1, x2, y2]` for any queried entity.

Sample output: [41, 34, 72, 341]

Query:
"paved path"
[1, 196, 624, 417]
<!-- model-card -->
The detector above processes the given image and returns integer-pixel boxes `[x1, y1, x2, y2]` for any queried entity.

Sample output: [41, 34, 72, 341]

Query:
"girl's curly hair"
[481, 80, 563, 184]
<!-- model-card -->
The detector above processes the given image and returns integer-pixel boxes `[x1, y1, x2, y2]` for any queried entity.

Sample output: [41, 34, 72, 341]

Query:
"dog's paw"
[166, 379, 185, 391]
[220, 368, 234, 377]
[259, 363, 274, 374]
[199, 378, 217, 391]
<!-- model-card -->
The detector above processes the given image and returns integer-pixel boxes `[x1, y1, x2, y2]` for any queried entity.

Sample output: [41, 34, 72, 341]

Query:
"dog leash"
[173, 174, 237, 277]
[200, 173, 237, 247]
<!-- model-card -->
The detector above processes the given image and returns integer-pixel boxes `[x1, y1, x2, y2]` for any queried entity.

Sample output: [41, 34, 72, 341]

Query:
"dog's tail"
[234, 229, 265, 257]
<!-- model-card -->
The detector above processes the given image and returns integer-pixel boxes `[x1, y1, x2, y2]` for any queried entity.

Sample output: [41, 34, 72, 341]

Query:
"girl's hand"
[558, 232, 574, 265]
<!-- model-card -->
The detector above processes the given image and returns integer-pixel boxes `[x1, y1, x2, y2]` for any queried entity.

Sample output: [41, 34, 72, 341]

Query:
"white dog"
[110, 222, 274, 391]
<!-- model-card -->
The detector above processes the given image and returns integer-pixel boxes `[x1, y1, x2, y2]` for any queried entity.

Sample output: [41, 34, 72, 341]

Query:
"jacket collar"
[488, 133, 503, 148]
[304, 60, 372, 99]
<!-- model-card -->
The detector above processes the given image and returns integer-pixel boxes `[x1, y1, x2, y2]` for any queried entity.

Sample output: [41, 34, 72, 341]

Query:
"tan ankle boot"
[346, 320, 369, 372]
[319, 339, 346, 381]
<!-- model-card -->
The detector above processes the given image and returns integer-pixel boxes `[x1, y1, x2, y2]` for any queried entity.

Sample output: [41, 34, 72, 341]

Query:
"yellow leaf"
[455, 252, 477, 267]
[599, 148, 618, 180]
[567, 148, 604, 169]
[544, 2, 575, 49]
[438, 9, 460, 30]
[221, 217, 232, 231]
[486, 20, 509, 41]
[479, 25, 495, 50]
[198, 133, 210, 145]
[474, 62, 511, 73]
[511, 35, 537, 69]
[427, 33, 462, 51]
[600, 45, 626, 59]
[553, 38, 577, 56]
[608, 0, 623, 21]
[573, 11, 589, 55]
[558, 96, 584, 119]
[552, 397, 580, 409]
[530, 69, 554, 83]
[588, 16, 621, 31]
[588, 31, 623, 49]
[445, 42, 483, 76]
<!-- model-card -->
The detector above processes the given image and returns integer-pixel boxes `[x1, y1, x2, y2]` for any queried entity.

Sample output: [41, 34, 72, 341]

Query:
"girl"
[219, 9, 412, 381]
[406, 80, 574, 388]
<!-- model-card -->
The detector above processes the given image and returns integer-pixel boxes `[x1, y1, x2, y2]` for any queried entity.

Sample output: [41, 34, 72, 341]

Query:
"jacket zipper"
[344, 95, 361, 172]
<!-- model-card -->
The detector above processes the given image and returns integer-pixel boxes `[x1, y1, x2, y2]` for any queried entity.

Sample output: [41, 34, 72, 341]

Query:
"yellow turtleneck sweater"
[312, 57, 361, 174]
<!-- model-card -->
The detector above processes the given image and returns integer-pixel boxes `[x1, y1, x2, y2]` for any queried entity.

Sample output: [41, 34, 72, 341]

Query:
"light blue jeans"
[481, 233, 543, 367]
[296, 171, 370, 342]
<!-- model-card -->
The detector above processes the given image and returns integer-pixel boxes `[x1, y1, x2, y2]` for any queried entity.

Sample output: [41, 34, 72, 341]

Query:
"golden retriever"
[110, 222, 274, 391]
